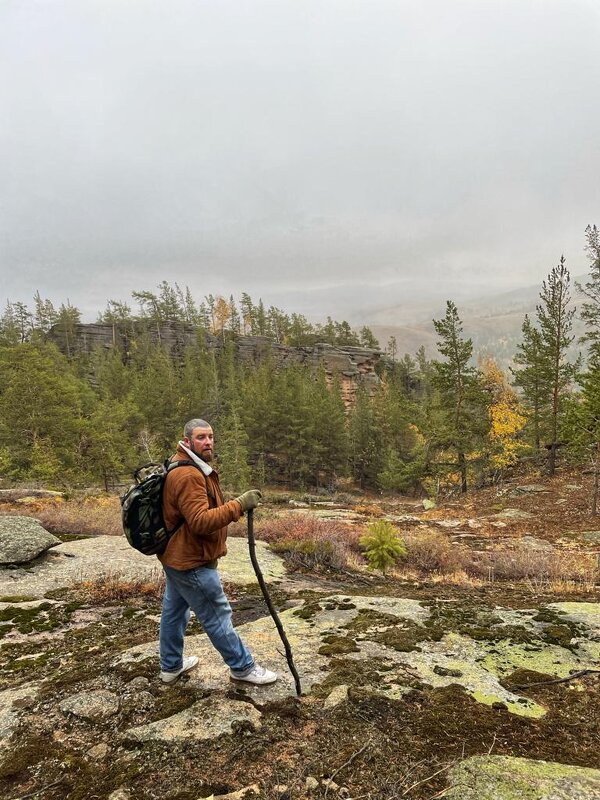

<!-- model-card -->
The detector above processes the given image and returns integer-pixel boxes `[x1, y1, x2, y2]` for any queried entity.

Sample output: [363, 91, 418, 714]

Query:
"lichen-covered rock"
[324, 684, 349, 709]
[493, 508, 535, 520]
[0, 683, 39, 750]
[116, 595, 429, 705]
[445, 755, 600, 799]
[0, 534, 285, 599]
[59, 689, 120, 721]
[211, 784, 260, 800]
[124, 696, 262, 743]
[0, 488, 64, 503]
[0, 517, 61, 565]
[548, 602, 600, 636]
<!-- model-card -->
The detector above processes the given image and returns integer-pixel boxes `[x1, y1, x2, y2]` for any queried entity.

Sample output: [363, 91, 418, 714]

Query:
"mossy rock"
[318, 635, 360, 656]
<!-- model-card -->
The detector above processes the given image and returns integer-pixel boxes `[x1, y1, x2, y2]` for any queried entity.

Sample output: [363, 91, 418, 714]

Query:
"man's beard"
[191, 443, 213, 463]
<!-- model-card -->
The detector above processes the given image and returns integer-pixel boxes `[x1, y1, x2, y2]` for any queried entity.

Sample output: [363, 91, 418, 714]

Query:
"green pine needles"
[359, 520, 406, 574]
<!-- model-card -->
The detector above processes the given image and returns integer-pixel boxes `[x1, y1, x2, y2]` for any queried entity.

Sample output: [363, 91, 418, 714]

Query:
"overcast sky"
[1, 0, 599, 321]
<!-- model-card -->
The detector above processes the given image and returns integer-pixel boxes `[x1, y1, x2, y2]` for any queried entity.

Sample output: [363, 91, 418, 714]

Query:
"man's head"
[183, 418, 214, 462]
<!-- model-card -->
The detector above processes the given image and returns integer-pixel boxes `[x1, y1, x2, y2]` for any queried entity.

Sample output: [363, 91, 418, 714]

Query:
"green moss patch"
[318, 635, 360, 656]
[0, 595, 37, 603]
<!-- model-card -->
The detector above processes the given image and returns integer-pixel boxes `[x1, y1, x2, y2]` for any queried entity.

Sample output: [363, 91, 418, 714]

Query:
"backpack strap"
[164, 459, 218, 537]
[165, 459, 216, 501]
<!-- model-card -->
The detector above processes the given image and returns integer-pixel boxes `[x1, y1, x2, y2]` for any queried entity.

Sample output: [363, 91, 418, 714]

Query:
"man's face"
[184, 426, 214, 462]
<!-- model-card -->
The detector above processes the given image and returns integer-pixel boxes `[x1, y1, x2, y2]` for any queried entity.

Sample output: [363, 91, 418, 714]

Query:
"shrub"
[360, 520, 406, 574]
[73, 571, 165, 603]
[403, 530, 469, 575]
[0, 495, 122, 538]
[270, 538, 344, 570]
[354, 503, 385, 517]
[36, 495, 122, 537]
[256, 513, 362, 571]
[471, 545, 597, 585]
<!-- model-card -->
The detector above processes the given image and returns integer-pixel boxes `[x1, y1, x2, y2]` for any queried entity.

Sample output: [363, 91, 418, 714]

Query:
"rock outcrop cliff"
[67, 322, 384, 404]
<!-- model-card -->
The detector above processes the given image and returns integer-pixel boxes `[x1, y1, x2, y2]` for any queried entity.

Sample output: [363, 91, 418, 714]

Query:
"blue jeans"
[159, 564, 254, 675]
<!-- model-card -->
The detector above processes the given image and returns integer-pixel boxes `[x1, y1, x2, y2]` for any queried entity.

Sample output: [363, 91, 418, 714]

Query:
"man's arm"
[168, 468, 242, 536]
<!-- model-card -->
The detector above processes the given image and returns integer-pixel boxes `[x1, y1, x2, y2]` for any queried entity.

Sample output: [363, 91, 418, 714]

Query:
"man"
[157, 417, 277, 686]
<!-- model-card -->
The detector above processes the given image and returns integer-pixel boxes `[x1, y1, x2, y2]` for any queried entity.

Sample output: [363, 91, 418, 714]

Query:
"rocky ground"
[0, 474, 599, 800]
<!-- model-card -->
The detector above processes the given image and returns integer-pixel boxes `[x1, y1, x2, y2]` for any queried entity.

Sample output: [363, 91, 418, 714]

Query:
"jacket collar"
[177, 442, 214, 476]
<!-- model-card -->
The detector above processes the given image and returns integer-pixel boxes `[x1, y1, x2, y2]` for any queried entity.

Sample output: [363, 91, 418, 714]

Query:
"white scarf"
[178, 441, 213, 476]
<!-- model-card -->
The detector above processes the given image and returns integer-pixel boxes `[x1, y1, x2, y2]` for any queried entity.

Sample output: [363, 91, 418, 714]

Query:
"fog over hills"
[363, 275, 588, 366]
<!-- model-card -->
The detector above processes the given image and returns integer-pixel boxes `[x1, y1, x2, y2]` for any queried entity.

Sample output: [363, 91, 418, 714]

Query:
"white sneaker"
[160, 655, 199, 684]
[230, 664, 278, 685]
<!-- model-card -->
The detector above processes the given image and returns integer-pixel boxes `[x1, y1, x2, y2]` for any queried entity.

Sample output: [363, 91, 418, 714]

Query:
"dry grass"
[354, 503, 385, 517]
[73, 570, 165, 603]
[397, 529, 598, 591]
[473, 544, 598, 589]
[256, 512, 364, 570]
[0, 495, 123, 537]
[403, 529, 469, 575]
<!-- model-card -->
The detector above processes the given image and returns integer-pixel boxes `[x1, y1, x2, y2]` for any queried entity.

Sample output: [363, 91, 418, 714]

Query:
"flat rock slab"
[124, 696, 261, 743]
[549, 602, 600, 636]
[116, 595, 429, 704]
[0, 683, 39, 751]
[116, 595, 599, 716]
[0, 535, 286, 598]
[510, 485, 551, 496]
[493, 508, 535, 520]
[220, 537, 286, 584]
[0, 517, 61, 565]
[445, 755, 600, 799]
[355, 631, 598, 718]
[60, 689, 120, 721]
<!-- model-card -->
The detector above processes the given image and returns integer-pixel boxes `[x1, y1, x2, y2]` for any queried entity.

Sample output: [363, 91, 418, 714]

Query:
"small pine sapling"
[360, 520, 407, 574]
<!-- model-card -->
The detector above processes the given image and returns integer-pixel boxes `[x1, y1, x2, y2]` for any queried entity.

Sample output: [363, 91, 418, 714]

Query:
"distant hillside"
[367, 276, 589, 367]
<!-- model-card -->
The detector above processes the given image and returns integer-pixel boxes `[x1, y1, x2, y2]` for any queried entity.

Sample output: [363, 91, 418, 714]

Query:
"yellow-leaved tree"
[480, 356, 529, 475]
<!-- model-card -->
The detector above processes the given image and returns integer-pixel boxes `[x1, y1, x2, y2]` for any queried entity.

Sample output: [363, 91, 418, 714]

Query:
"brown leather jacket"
[158, 447, 243, 570]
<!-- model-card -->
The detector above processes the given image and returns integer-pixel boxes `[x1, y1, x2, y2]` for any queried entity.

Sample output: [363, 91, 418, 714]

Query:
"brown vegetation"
[256, 513, 363, 570]
[72, 571, 165, 603]
[0, 494, 122, 538]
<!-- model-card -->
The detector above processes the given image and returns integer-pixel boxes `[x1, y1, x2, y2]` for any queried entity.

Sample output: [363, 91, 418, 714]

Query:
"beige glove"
[235, 489, 262, 512]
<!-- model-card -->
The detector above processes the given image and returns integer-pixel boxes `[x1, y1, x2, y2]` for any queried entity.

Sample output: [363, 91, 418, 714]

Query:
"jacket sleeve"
[168, 467, 242, 537]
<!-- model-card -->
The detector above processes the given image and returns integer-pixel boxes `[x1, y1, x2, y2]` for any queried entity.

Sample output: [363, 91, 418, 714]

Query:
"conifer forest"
[1, 225, 598, 500]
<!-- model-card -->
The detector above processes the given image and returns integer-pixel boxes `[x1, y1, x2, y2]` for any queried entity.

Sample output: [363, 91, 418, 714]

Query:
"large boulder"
[0, 516, 61, 565]
[0, 488, 64, 503]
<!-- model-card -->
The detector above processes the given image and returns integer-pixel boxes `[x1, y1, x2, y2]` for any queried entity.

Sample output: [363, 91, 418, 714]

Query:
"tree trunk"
[548, 442, 556, 475]
[592, 442, 600, 516]
[458, 451, 467, 493]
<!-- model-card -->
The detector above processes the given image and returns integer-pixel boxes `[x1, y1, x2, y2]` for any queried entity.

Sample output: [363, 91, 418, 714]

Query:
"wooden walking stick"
[247, 508, 302, 696]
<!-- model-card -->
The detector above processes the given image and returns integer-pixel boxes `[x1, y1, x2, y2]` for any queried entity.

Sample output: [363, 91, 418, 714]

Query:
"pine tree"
[431, 301, 490, 493]
[348, 386, 383, 488]
[577, 224, 600, 354]
[305, 371, 349, 488]
[562, 361, 600, 513]
[360, 520, 406, 574]
[359, 326, 379, 349]
[386, 336, 398, 361]
[216, 406, 251, 491]
[240, 293, 255, 335]
[81, 397, 142, 490]
[54, 302, 81, 359]
[511, 315, 545, 452]
[228, 295, 241, 335]
[33, 292, 58, 339]
[0, 342, 88, 481]
[536, 257, 577, 474]
[0, 302, 21, 345]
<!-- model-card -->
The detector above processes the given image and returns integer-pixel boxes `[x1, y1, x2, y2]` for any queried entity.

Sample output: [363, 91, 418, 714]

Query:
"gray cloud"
[1, 0, 599, 320]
